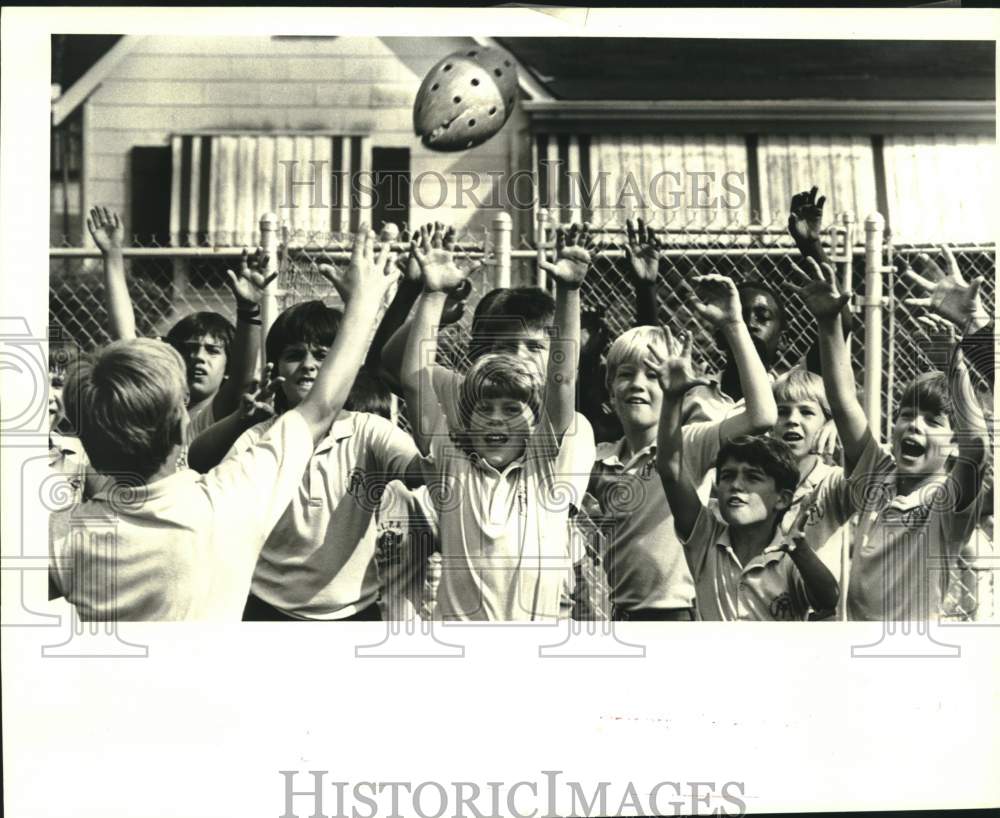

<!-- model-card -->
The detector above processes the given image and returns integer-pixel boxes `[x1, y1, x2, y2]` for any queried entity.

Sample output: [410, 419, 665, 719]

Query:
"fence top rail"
[49, 243, 997, 260]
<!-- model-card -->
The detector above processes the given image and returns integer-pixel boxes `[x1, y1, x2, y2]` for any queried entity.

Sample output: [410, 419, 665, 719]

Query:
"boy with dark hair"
[87, 206, 272, 438]
[647, 335, 839, 621]
[226, 291, 420, 622]
[683, 277, 786, 425]
[796, 251, 989, 621]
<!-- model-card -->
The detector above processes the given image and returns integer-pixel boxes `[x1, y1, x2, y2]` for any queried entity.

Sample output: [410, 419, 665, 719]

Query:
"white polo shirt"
[50, 410, 314, 621]
[847, 435, 984, 621]
[683, 506, 812, 621]
[228, 411, 419, 620]
[587, 421, 723, 612]
[423, 412, 596, 622]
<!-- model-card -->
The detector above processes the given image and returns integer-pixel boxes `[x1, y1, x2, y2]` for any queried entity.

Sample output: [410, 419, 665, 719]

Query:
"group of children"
[48, 188, 994, 622]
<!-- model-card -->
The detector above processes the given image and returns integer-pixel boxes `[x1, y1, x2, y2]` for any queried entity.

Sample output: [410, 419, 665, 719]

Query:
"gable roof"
[52, 35, 142, 126]
[51, 34, 550, 127]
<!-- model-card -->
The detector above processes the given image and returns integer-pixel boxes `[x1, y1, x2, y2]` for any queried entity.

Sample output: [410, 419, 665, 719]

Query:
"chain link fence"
[48, 209, 995, 622]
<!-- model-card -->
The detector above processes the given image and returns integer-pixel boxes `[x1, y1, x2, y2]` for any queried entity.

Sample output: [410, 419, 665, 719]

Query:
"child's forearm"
[103, 248, 136, 340]
[655, 395, 703, 543]
[368, 278, 423, 373]
[401, 291, 447, 454]
[634, 279, 658, 327]
[655, 397, 686, 485]
[215, 311, 261, 415]
[817, 315, 869, 471]
[719, 319, 777, 430]
[788, 543, 840, 614]
[546, 283, 581, 435]
[296, 290, 382, 443]
[950, 351, 989, 465]
[380, 315, 417, 393]
[958, 320, 995, 389]
[187, 408, 257, 473]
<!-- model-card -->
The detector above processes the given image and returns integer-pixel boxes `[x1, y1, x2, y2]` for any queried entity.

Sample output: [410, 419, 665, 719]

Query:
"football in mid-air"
[413, 47, 519, 152]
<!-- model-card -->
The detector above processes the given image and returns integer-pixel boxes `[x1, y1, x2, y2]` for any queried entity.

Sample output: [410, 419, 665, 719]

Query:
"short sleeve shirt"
[423, 409, 596, 622]
[51, 411, 314, 621]
[587, 422, 723, 611]
[683, 506, 812, 621]
[227, 411, 419, 619]
[847, 435, 985, 621]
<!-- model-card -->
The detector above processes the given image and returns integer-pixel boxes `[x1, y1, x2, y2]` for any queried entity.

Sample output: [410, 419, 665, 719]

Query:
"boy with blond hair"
[49, 227, 395, 621]
[400, 224, 597, 621]
[586, 271, 778, 621]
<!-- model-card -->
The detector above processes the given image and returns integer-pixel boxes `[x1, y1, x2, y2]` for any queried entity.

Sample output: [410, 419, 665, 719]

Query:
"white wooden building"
[52, 36, 995, 248]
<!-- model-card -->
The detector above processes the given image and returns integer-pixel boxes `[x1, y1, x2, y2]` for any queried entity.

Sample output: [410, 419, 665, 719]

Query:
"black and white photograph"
[3, 6, 999, 817]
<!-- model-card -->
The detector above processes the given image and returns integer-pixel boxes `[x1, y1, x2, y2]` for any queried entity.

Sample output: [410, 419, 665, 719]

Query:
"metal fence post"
[536, 207, 550, 290]
[863, 212, 886, 444]
[259, 212, 280, 372]
[491, 211, 512, 290]
[840, 211, 856, 291]
[883, 225, 896, 444]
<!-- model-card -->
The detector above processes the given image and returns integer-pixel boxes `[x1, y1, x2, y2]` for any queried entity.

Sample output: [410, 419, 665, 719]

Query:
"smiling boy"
[586, 273, 778, 621]
[401, 224, 596, 621]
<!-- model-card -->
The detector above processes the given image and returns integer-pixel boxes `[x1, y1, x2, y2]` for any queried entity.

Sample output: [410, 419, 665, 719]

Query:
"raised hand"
[395, 222, 425, 283]
[225, 247, 277, 306]
[239, 363, 285, 422]
[624, 217, 662, 283]
[903, 246, 987, 332]
[791, 257, 851, 321]
[643, 329, 710, 399]
[441, 278, 472, 327]
[539, 223, 593, 289]
[689, 273, 742, 329]
[788, 186, 826, 248]
[412, 222, 465, 293]
[813, 418, 840, 464]
[86, 206, 125, 253]
[346, 223, 397, 304]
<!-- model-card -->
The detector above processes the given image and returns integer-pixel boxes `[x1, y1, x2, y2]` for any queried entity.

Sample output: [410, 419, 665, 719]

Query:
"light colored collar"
[596, 437, 655, 470]
[313, 411, 356, 454]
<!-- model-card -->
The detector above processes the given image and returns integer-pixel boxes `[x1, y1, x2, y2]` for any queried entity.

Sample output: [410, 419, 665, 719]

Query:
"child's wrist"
[236, 302, 262, 325]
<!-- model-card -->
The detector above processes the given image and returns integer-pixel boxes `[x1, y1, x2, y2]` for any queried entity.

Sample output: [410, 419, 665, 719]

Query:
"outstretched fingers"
[903, 266, 938, 293]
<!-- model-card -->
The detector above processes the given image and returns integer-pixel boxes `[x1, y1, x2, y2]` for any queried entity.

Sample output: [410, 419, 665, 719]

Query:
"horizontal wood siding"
[85, 36, 518, 242]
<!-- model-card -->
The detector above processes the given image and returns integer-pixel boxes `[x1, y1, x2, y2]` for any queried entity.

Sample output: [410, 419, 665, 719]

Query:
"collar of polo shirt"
[313, 411, 357, 454]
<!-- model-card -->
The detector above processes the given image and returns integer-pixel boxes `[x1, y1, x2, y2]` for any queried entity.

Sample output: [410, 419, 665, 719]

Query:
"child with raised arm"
[86, 206, 271, 437]
[769, 369, 851, 580]
[226, 291, 421, 623]
[49, 226, 394, 621]
[648, 333, 839, 621]
[587, 273, 778, 621]
[401, 225, 597, 621]
[796, 250, 990, 621]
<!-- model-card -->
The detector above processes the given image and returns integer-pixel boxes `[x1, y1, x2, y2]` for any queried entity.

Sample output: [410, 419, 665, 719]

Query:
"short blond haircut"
[605, 326, 669, 390]
[64, 339, 188, 480]
[772, 368, 831, 419]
